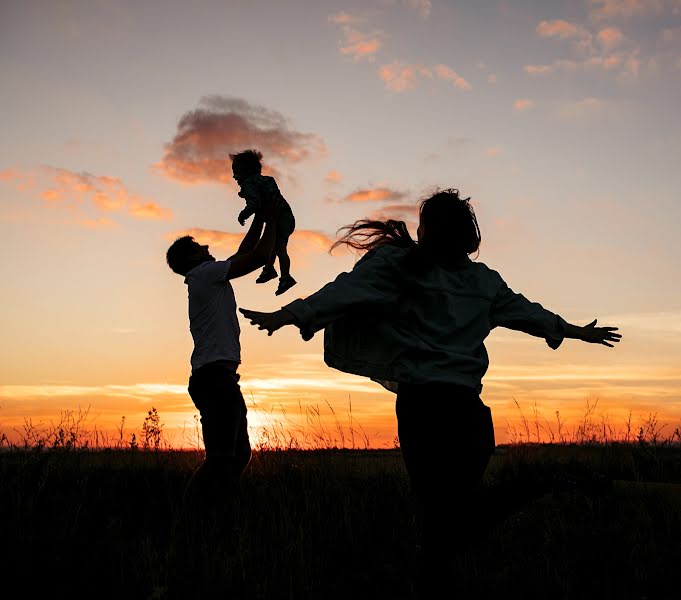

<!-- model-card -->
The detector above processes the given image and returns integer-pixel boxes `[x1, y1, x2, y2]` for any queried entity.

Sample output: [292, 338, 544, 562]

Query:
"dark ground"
[1, 444, 681, 599]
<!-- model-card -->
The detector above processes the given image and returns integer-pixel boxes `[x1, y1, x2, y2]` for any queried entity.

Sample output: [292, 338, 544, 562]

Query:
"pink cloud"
[513, 99, 536, 111]
[524, 64, 554, 75]
[378, 62, 422, 92]
[325, 170, 342, 184]
[328, 12, 383, 62]
[553, 97, 610, 120]
[432, 64, 472, 91]
[168, 228, 337, 256]
[378, 62, 471, 92]
[345, 187, 407, 202]
[587, 0, 680, 20]
[403, 0, 432, 18]
[597, 26, 625, 50]
[536, 19, 585, 39]
[155, 96, 325, 184]
[0, 166, 172, 225]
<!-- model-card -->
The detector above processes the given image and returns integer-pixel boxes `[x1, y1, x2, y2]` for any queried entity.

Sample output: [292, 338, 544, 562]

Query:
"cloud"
[325, 170, 342, 184]
[432, 64, 472, 90]
[378, 62, 422, 91]
[597, 26, 625, 50]
[378, 61, 471, 92]
[403, 0, 432, 18]
[486, 146, 504, 157]
[167, 228, 337, 255]
[368, 203, 419, 226]
[487, 73, 498, 84]
[513, 98, 536, 111]
[553, 97, 611, 120]
[328, 12, 384, 62]
[344, 187, 407, 202]
[0, 166, 172, 226]
[536, 19, 587, 39]
[587, 0, 681, 20]
[532, 18, 643, 81]
[156, 96, 325, 184]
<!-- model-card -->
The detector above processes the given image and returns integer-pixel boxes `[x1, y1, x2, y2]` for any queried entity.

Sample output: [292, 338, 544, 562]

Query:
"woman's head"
[332, 188, 481, 263]
[417, 188, 481, 258]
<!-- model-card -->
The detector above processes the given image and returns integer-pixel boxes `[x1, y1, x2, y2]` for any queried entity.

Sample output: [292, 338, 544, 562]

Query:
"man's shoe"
[275, 275, 297, 295]
[256, 266, 278, 284]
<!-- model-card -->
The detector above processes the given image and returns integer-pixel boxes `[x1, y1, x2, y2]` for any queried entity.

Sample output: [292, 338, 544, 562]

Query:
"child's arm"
[238, 205, 256, 226]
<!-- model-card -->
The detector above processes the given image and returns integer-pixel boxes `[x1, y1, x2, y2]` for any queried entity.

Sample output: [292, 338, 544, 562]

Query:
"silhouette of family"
[166, 150, 621, 590]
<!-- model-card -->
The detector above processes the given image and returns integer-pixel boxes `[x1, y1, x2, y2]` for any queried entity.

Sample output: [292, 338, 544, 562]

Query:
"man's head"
[230, 149, 263, 184]
[166, 236, 213, 276]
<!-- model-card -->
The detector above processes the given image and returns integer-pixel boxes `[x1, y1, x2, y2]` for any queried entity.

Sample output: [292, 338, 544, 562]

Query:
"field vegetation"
[1, 404, 680, 599]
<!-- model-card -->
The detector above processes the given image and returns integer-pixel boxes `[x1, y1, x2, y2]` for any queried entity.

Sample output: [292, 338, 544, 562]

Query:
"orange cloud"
[597, 26, 624, 49]
[78, 217, 120, 230]
[345, 187, 407, 202]
[553, 97, 610, 120]
[403, 0, 432, 18]
[513, 99, 536, 111]
[432, 64, 472, 91]
[155, 96, 326, 184]
[587, 0, 679, 20]
[378, 62, 471, 92]
[0, 166, 172, 226]
[524, 64, 554, 75]
[536, 19, 585, 39]
[328, 12, 383, 62]
[368, 203, 419, 227]
[378, 62, 422, 91]
[486, 146, 504, 157]
[325, 170, 342, 184]
[167, 228, 337, 255]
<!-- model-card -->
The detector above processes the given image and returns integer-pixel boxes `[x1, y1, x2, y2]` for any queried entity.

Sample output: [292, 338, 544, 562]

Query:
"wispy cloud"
[536, 19, 588, 40]
[0, 166, 172, 226]
[167, 228, 337, 255]
[513, 98, 536, 111]
[587, 0, 681, 20]
[403, 0, 432, 18]
[378, 61, 471, 92]
[328, 11, 384, 62]
[552, 97, 612, 120]
[155, 96, 325, 184]
[530, 17, 642, 81]
[486, 146, 504, 157]
[324, 170, 342, 184]
[344, 187, 407, 202]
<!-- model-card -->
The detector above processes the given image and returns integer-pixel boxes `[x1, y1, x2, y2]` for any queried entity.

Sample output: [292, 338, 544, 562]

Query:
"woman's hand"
[576, 319, 622, 347]
[239, 308, 296, 336]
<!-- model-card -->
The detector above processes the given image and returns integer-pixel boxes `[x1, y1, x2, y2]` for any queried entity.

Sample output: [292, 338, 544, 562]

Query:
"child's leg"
[277, 246, 291, 278]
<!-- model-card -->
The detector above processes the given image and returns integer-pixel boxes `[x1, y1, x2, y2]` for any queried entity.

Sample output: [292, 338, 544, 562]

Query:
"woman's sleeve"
[490, 279, 567, 349]
[283, 247, 403, 335]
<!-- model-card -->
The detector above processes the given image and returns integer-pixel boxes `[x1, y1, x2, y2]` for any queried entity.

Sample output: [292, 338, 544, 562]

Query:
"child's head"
[230, 149, 263, 183]
[418, 189, 481, 257]
[166, 236, 212, 276]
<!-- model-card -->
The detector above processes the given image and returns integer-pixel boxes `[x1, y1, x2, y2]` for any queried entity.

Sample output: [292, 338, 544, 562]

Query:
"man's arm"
[225, 204, 278, 281]
[229, 217, 264, 259]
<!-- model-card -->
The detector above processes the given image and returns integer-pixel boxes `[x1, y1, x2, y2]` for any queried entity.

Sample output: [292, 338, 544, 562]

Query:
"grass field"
[2, 442, 681, 599]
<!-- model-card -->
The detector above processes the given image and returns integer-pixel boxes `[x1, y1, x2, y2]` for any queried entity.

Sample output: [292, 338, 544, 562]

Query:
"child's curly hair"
[229, 149, 263, 175]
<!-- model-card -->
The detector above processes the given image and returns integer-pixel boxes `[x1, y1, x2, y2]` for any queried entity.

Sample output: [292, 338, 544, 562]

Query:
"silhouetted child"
[230, 149, 297, 295]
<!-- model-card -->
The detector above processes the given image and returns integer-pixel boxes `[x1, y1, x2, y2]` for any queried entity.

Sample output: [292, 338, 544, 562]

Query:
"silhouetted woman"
[240, 189, 620, 585]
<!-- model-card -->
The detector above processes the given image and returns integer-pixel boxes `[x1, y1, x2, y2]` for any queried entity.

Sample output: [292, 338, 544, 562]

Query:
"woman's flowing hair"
[331, 188, 481, 263]
[330, 218, 416, 254]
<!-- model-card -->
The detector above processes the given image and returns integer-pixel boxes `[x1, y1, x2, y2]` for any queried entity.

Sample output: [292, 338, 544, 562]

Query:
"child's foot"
[275, 275, 297, 296]
[256, 266, 278, 284]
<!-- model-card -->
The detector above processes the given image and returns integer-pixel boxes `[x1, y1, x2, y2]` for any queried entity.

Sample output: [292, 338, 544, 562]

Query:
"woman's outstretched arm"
[240, 246, 404, 338]
[563, 319, 621, 347]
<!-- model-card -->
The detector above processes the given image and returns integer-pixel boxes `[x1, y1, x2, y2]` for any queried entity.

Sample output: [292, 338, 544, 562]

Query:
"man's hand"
[239, 308, 296, 336]
[578, 319, 622, 347]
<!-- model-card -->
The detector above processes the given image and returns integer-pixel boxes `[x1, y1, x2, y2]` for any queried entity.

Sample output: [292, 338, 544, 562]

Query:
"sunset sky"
[1, 0, 680, 447]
